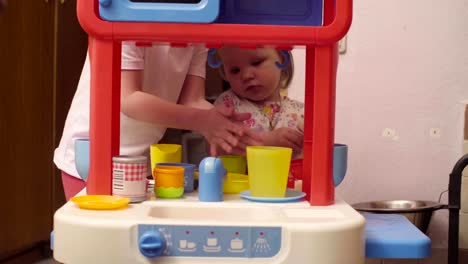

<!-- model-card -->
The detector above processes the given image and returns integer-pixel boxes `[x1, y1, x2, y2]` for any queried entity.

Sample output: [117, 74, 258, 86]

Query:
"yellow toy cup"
[246, 146, 292, 198]
[153, 166, 184, 198]
[219, 155, 247, 174]
[150, 144, 182, 173]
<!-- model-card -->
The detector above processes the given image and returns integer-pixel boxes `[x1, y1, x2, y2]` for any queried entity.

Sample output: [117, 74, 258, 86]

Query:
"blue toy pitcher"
[198, 157, 226, 202]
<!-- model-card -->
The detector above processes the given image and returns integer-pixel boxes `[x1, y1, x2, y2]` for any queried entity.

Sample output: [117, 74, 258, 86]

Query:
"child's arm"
[261, 128, 303, 154]
[177, 75, 261, 155]
[120, 70, 258, 155]
[177, 75, 213, 110]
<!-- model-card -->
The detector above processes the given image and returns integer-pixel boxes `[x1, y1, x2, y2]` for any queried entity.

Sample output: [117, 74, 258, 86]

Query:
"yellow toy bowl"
[219, 155, 247, 174]
[223, 173, 249, 194]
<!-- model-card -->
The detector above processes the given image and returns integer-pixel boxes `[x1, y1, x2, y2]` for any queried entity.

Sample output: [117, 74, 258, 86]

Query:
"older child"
[54, 43, 260, 200]
[214, 46, 304, 157]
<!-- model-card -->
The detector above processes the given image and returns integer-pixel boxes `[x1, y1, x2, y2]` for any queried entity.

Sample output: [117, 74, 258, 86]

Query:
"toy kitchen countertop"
[53, 190, 365, 264]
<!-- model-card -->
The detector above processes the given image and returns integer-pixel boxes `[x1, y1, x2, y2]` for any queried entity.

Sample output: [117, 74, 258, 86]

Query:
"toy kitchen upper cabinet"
[98, 0, 323, 26]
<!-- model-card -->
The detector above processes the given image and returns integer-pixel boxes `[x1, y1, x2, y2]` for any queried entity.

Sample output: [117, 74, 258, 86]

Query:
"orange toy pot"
[153, 166, 184, 198]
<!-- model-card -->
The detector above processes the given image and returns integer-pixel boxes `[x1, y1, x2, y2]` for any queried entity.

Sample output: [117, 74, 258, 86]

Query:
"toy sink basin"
[58, 192, 360, 225]
[143, 194, 353, 224]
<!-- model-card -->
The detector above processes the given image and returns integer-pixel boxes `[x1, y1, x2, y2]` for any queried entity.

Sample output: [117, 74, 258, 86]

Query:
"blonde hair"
[215, 49, 294, 90]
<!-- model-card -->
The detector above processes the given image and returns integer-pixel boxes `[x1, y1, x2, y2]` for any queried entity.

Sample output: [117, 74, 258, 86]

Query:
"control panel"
[138, 225, 282, 258]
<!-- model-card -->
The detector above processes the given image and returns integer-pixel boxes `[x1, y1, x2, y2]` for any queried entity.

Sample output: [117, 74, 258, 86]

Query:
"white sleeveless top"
[54, 43, 207, 178]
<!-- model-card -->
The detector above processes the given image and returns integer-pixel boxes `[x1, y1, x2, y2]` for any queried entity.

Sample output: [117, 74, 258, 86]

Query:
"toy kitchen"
[52, 0, 383, 263]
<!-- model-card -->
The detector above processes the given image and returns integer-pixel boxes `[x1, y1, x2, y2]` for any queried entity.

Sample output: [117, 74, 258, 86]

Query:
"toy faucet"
[198, 157, 226, 202]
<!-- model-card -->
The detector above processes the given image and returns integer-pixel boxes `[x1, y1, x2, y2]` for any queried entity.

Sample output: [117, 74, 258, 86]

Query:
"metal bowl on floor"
[352, 200, 446, 234]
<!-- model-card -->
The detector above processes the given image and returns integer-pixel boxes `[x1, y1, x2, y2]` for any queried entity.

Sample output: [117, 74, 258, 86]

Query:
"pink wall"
[289, 0, 468, 247]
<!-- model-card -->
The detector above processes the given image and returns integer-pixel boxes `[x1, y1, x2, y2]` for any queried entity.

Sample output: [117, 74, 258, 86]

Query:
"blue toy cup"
[156, 162, 196, 192]
[198, 157, 226, 202]
[74, 138, 90, 181]
[333, 143, 348, 187]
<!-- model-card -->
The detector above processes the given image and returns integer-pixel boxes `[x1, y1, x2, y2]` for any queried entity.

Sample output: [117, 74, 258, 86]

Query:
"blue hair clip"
[207, 48, 222, 69]
[275, 50, 291, 70]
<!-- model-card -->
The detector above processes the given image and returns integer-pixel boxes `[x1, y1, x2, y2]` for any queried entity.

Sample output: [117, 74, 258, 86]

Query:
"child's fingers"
[229, 146, 246, 156]
[292, 131, 304, 147]
[234, 141, 247, 152]
[243, 129, 263, 143]
[209, 143, 218, 157]
[215, 107, 251, 137]
[284, 130, 303, 151]
[222, 131, 239, 148]
[215, 105, 234, 116]
[225, 123, 244, 137]
[216, 106, 251, 123]
[214, 109, 247, 137]
[211, 137, 233, 155]
[237, 129, 263, 147]
[230, 112, 251, 122]
[240, 136, 262, 147]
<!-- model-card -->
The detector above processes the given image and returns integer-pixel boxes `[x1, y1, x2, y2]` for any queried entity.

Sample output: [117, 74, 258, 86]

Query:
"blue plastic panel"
[363, 213, 431, 259]
[215, 0, 323, 26]
[138, 224, 282, 258]
[98, 0, 220, 23]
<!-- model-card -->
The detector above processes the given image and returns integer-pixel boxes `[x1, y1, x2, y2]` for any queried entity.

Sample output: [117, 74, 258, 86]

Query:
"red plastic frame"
[78, 0, 352, 206]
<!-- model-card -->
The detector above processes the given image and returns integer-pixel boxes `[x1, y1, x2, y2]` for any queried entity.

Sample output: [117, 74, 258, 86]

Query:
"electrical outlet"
[382, 128, 395, 138]
[430, 128, 441, 138]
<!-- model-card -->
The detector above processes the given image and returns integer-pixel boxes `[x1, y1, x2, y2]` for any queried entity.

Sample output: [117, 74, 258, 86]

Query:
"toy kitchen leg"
[86, 37, 121, 195]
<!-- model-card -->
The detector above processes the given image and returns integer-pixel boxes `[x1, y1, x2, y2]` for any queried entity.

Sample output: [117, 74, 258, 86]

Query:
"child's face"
[219, 47, 283, 102]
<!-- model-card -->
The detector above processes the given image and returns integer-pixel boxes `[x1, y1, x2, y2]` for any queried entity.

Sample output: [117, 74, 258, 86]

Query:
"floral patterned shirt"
[214, 90, 304, 156]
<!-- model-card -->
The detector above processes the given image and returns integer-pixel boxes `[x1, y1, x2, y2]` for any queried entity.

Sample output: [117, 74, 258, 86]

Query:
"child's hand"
[198, 106, 261, 156]
[225, 109, 264, 150]
[217, 106, 263, 155]
[261, 128, 303, 154]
